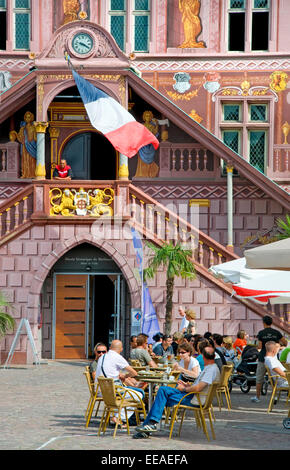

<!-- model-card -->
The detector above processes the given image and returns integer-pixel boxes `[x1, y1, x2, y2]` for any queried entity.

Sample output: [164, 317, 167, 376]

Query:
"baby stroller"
[228, 345, 268, 394]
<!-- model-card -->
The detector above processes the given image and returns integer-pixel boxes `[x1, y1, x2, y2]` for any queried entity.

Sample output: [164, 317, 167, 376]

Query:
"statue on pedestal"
[134, 111, 159, 178]
[10, 111, 37, 179]
[178, 0, 205, 49]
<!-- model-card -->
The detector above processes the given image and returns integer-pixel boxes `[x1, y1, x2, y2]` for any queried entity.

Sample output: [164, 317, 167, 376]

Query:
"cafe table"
[136, 373, 178, 410]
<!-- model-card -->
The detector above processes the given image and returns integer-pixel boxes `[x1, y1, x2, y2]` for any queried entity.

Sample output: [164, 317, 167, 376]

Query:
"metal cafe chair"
[97, 376, 146, 438]
[215, 364, 234, 411]
[168, 382, 219, 441]
[265, 366, 290, 413]
[83, 366, 103, 427]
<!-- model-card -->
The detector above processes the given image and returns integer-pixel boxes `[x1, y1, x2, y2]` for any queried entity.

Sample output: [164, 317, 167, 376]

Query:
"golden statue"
[50, 188, 76, 216]
[134, 110, 159, 178]
[62, 0, 80, 24]
[10, 111, 37, 179]
[88, 188, 114, 217]
[178, 0, 205, 49]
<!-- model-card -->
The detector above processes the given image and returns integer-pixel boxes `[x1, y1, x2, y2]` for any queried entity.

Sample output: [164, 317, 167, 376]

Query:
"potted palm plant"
[0, 293, 15, 362]
[144, 241, 196, 336]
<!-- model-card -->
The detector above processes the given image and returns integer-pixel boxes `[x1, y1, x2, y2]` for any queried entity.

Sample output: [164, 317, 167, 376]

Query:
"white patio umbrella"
[209, 238, 290, 305]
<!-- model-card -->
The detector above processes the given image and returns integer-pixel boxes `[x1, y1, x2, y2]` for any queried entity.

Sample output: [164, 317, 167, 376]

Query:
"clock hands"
[79, 41, 90, 49]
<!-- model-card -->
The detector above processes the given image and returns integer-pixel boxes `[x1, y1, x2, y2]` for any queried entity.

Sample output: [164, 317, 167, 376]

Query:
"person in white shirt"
[178, 305, 189, 333]
[264, 341, 288, 388]
[172, 341, 200, 381]
[95, 339, 144, 425]
[134, 346, 220, 437]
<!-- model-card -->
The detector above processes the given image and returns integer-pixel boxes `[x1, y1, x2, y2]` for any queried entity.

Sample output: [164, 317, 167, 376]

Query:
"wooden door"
[55, 274, 88, 359]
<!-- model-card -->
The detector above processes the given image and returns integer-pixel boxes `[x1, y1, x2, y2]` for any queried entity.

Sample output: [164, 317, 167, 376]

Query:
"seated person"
[171, 331, 184, 356]
[134, 346, 220, 438]
[233, 330, 248, 355]
[89, 342, 107, 381]
[172, 342, 200, 382]
[130, 335, 138, 351]
[264, 341, 289, 387]
[53, 159, 73, 180]
[153, 335, 174, 358]
[95, 339, 144, 426]
[130, 333, 158, 368]
[195, 338, 209, 371]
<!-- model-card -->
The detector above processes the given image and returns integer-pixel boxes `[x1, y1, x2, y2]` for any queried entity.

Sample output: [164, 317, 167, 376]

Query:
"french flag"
[72, 70, 159, 158]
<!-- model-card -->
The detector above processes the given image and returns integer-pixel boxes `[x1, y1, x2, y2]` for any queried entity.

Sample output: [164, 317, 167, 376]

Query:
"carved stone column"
[49, 127, 60, 179]
[34, 122, 49, 180]
[119, 153, 129, 180]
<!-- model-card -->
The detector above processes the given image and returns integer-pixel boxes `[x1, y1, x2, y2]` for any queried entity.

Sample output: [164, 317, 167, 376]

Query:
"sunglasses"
[96, 350, 106, 354]
[179, 351, 187, 354]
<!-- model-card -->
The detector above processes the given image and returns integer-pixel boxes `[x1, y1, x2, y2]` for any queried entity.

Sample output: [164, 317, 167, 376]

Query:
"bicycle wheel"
[240, 379, 251, 393]
[283, 418, 290, 429]
[261, 379, 268, 396]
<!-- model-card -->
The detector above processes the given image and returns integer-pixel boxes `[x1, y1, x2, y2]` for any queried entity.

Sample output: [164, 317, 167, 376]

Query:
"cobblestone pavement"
[0, 360, 289, 452]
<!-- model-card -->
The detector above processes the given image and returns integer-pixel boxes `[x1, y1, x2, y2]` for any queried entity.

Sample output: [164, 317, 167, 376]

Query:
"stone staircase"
[1, 180, 288, 334]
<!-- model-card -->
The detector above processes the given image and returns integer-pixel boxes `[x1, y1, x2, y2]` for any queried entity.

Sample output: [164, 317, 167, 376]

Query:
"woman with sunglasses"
[172, 342, 201, 382]
[89, 342, 108, 381]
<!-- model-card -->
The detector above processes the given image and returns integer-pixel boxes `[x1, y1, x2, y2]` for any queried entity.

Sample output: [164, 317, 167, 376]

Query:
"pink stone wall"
[134, 181, 288, 256]
[0, 221, 277, 363]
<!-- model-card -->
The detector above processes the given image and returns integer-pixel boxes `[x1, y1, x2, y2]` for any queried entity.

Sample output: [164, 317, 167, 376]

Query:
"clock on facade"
[71, 32, 94, 55]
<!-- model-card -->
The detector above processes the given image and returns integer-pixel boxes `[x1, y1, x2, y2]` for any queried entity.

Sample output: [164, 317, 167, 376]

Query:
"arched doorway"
[61, 131, 117, 180]
[41, 243, 131, 359]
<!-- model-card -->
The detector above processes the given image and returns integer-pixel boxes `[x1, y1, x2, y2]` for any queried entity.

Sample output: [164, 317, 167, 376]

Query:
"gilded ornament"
[167, 88, 199, 101]
[50, 188, 76, 216]
[270, 71, 288, 92]
[34, 122, 49, 133]
[189, 109, 203, 123]
[282, 122, 290, 145]
[178, 0, 205, 48]
[119, 163, 129, 179]
[49, 187, 114, 217]
[241, 80, 250, 95]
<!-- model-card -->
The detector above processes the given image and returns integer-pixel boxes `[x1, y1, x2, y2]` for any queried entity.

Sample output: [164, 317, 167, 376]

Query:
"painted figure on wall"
[62, 0, 80, 24]
[11, 112, 37, 179]
[178, 0, 205, 48]
[134, 111, 159, 178]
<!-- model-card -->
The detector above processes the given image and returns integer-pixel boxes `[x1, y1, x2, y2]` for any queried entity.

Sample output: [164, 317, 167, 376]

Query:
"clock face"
[72, 33, 94, 55]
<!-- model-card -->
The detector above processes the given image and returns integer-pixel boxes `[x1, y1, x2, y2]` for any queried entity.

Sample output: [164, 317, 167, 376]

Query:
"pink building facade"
[0, 1, 289, 363]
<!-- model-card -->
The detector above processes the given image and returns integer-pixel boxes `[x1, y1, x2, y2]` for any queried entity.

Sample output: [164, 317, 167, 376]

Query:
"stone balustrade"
[159, 142, 217, 178]
[0, 185, 33, 242]
[272, 145, 290, 177]
[0, 142, 20, 179]
[129, 184, 237, 270]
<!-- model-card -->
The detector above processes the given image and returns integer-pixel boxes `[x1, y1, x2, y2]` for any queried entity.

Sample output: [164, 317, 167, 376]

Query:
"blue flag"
[130, 227, 160, 343]
[142, 284, 160, 344]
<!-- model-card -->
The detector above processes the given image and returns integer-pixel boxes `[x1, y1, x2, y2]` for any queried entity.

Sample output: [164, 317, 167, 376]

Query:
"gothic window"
[0, 0, 7, 50]
[133, 0, 150, 52]
[220, 100, 269, 174]
[109, 0, 126, 51]
[14, 0, 31, 50]
[109, 0, 150, 53]
[228, 0, 270, 52]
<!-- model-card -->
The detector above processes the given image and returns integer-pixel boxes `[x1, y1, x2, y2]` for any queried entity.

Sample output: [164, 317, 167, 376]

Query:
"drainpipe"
[226, 163, 234, 253]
